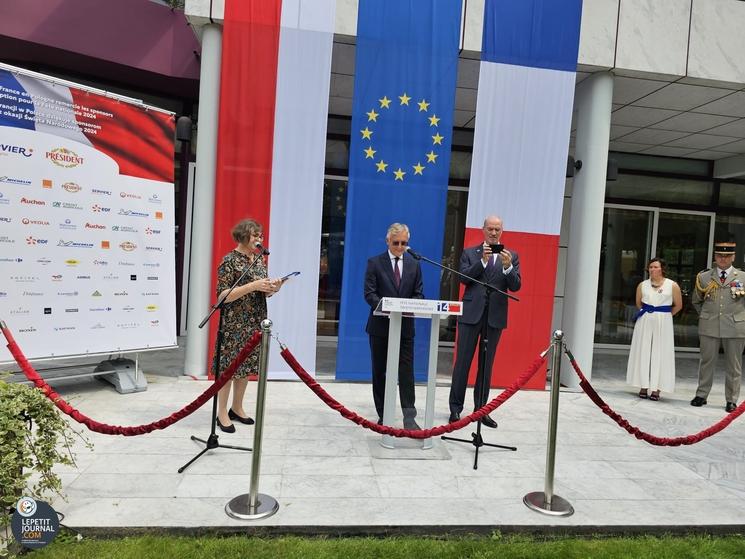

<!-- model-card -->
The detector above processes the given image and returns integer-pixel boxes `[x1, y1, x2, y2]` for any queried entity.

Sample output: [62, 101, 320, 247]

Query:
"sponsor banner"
[0, 64, 177, 361]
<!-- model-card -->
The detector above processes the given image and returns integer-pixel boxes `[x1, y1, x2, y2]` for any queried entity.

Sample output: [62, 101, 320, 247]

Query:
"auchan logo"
[85, 223, 106, 230]
[20, 197, 45, 206]
[46, 147, 83, 168]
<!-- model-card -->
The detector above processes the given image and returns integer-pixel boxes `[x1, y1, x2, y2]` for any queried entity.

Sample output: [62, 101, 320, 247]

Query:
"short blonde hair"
[386, 223, 410, 240]
[231, 218, 262, 244]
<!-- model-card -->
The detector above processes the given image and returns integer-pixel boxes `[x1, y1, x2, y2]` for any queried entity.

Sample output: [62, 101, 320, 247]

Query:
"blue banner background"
[336, 0, 462, 380]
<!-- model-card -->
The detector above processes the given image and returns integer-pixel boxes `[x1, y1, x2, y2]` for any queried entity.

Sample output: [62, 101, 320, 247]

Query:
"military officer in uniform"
[691, 241, 745, 413]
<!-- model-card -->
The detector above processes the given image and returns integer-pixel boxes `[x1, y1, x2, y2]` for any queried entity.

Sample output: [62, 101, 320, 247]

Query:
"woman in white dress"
[626, 258, 683, 401]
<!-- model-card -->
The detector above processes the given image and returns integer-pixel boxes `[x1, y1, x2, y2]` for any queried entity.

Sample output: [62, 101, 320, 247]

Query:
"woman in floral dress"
[213, 219, 283, 432]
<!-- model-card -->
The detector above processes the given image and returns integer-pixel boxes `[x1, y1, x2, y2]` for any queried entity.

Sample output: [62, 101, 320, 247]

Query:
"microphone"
[405, 246, 422, 260]
[254, 242, 270, 256]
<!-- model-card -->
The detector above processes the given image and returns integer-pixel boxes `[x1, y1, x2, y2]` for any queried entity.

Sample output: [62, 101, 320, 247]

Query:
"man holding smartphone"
[448, 215, 521, 426]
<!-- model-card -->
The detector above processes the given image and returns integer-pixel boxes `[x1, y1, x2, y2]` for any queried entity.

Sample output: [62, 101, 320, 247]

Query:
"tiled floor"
[16, 340, 745, 531]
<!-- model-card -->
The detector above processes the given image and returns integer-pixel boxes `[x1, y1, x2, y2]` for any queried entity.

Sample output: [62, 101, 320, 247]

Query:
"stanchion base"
[225, 493, 279, 520]
[523, 491, 574, 517]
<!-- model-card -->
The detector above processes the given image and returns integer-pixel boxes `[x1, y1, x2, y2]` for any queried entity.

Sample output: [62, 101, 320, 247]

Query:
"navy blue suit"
[449, 245, 521, 415]
[364, 251, 424, 419]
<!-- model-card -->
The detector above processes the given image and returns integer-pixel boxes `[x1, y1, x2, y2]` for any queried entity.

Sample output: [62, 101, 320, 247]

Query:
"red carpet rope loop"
[1, 321, 261, 436]
[564, 346, 745, 446]
[281, 346, 547, 439]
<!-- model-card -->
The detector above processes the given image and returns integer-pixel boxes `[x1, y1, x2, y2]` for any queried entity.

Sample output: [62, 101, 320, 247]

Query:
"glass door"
[596, 205, 714, 348]
[656, 211, 714, 347]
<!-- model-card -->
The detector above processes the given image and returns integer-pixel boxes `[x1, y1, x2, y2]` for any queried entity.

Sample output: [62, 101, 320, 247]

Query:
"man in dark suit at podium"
[448, 215, 521, 427]
[364, 222, 424, 429]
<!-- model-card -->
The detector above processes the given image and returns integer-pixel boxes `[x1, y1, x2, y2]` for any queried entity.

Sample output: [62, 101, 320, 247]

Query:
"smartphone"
[489, 243, 504, 254]
[280, 271, 301, 281]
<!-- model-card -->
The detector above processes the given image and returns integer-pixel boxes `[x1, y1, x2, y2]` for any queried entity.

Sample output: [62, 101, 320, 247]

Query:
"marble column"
[184, 23, 222, 376]
[561, 72, 614, 388]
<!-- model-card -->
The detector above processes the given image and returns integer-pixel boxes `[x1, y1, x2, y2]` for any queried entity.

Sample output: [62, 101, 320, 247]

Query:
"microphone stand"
[408, 248, 518, 470]
[178, 250, 265, 473]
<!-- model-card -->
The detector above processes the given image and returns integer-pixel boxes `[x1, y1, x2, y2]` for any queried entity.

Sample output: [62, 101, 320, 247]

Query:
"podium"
[374, 297, 462, 449]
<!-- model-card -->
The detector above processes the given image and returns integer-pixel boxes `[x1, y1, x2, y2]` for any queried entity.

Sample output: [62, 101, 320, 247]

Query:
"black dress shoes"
[448, 412, 460, 423]
[228, 408, 255, 425]
[377, 417, 383, 425]
[726, 402, 737, 413]
[690, 396, 707, 407]
[403, 418, 421, 430]
[480, 414, 498, 429]
[216, 417, 236, 433]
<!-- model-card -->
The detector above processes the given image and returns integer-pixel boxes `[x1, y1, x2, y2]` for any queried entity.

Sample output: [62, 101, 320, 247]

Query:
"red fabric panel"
[207, 0, 282, 374]
[69, 90, 175, 182]
[455, 228, 559, 390]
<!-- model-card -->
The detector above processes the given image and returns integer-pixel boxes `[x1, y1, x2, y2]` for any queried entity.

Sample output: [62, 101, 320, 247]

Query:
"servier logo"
[0, 144, 33, 157]
[46, 147, 83, 168]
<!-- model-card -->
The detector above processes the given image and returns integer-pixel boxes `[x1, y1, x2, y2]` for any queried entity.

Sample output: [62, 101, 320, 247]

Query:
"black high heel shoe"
[216, 417, 236, 433]
[228, 408, 255, 425]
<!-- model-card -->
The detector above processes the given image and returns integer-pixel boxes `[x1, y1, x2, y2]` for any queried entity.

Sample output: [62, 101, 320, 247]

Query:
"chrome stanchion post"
[226, 319, 279, 520]
[524, 330, 574, 516]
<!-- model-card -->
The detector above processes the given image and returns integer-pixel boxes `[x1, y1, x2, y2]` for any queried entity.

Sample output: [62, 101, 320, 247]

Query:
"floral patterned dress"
[212, 250, 267, 379]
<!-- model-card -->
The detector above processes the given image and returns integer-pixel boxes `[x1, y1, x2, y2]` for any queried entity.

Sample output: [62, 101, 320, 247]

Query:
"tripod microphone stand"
[407, 247, 518, 470]
[178, 251, 265, 473]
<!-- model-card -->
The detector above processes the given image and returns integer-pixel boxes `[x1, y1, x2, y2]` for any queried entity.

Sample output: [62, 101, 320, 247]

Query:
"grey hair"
[231, 218, 262, 244]
[386, 223, 410, 240]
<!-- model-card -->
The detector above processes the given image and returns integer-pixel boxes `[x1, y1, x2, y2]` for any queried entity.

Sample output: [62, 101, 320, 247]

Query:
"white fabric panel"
[267, 0, 334, 378]
[16, 75, 92, 146]
[466, 62, 574, 235]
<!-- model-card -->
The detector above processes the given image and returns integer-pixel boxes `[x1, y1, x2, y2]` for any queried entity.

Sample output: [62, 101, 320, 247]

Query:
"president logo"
[20, 197, 45, 206]
[118, 209, 148, 218]
[22, 218, 50, 226]
[91, 204, 111, 213]
[57, 240, 94, 249]
[119, 192, 142, 199]
[46, 147, 83, 168]
[119, 241, 136, 252]
[0, 144, 33, 157]
[84, 223, 106, 230]
[0, 176, 32, 186]
[62, 182, 81, 193]
[26, 237, 48, 245]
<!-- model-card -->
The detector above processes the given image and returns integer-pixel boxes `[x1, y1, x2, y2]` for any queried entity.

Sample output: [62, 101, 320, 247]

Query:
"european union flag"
[336, 0, 462, 380]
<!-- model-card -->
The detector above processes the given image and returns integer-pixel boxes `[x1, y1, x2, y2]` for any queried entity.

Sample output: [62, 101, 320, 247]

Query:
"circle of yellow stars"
[360, 92, 444, 183]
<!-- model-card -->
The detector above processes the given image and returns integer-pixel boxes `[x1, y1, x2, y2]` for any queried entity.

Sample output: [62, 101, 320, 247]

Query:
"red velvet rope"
[1, 322, 261, 436]
[281, 346, 547, 439]
[566, 351, 745, 446]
